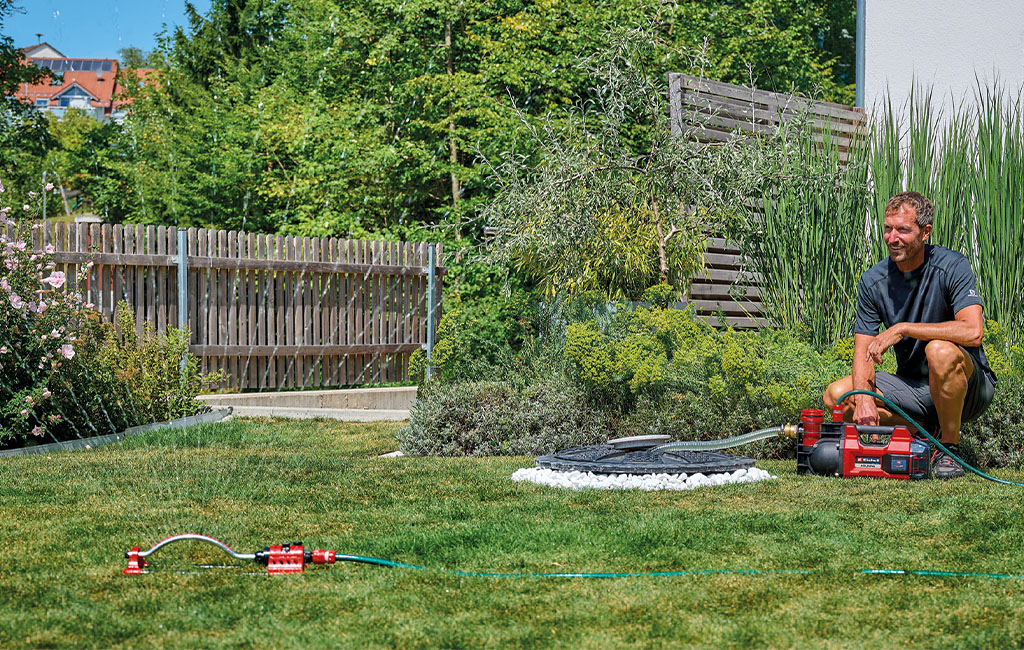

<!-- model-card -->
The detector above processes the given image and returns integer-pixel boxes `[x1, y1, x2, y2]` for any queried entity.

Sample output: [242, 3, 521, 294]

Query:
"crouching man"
[824, 192, 997, 478]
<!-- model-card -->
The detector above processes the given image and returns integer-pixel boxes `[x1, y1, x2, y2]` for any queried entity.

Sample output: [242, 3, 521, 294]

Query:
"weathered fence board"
[667, 73, 865, 329]
[6, 222, 443, 390]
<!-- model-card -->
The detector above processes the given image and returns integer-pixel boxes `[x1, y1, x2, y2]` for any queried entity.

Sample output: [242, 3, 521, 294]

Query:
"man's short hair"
[885, 191, 934, 227]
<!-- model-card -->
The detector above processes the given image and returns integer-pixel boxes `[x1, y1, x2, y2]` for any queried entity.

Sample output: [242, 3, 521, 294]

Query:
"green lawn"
[2, 418, 1024, 649]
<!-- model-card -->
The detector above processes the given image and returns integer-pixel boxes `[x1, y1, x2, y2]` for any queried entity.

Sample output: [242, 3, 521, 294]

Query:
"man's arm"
[852, 333, 879, 425]
[865, 305, 984, 364]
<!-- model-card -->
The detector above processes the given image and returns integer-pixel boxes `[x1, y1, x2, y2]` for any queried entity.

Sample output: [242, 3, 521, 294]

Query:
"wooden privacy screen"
[668, 73, 866, 328]
[13, 222, 443, 390]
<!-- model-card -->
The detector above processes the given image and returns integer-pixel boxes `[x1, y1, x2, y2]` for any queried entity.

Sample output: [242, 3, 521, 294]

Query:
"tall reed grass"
[738, 115, 870, 347]
[870, 82, 1024, 343]
[743, 82, 1024, 346]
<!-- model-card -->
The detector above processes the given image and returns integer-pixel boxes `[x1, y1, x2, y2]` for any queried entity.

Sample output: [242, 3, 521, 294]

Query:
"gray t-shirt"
[854, 244, 995, 382]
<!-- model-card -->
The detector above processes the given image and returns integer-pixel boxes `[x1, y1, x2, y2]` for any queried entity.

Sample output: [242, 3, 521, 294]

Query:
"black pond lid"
[535, 444, 755, 475]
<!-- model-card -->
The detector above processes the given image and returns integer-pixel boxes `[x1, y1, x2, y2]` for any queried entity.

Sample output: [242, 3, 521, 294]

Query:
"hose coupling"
[781, 423, 799, 439]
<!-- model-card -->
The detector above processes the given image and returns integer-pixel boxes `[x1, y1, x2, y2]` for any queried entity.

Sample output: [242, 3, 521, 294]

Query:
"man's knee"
[823, 377, 852, 408]
[925, 340, 968, 375]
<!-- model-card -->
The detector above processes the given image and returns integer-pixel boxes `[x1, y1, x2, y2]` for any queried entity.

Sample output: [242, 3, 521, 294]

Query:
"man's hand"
[865, 323, 904, 365]
[852, 396, 879, 426]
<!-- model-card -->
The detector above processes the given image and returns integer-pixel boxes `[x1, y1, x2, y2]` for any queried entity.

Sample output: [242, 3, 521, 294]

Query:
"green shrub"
[961, 373, 1024, 469]
[1, 297, 219, 448]
[397, 376, 606, 457]
[416, 293, 533, 384]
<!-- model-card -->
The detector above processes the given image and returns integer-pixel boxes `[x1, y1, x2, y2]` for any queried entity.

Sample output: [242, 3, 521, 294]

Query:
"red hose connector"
[312, 549, 337, 565]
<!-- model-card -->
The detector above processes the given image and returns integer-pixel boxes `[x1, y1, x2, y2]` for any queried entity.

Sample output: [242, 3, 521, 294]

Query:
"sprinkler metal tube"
[133, 534, 255, 560]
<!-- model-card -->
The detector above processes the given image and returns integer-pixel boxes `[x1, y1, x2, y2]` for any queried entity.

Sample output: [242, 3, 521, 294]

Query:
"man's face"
[883, 204, 931, 269]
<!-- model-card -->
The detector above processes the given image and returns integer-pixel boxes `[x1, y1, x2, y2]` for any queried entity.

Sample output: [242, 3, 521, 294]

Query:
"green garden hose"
[837, 389, 1024, 487]
[333, 554, 1024, 581]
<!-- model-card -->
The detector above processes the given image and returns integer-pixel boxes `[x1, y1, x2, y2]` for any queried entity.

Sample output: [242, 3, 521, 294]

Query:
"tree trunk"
[654, 203, 669, 284]
[446, 20, 461, 208]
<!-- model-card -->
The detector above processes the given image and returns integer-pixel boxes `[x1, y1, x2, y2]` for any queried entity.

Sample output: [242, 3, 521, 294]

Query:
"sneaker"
[931, 448, 966, 480]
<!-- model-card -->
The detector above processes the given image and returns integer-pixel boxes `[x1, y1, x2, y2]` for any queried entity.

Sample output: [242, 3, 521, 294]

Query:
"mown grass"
[2, 418, 1024, 649]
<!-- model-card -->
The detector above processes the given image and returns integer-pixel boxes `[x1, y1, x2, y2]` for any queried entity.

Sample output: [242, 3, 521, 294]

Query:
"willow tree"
[480, 25, 761, 300]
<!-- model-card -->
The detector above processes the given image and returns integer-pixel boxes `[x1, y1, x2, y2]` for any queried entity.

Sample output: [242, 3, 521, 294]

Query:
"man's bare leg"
[924, 340, 973, 445]
[822, 377, 914, 428]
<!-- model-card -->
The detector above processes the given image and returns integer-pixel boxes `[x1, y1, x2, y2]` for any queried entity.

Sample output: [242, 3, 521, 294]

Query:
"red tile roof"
[14, 57, 156, 116]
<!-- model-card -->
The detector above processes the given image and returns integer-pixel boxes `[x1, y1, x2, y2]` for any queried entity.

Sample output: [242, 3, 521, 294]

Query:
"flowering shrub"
[0, 182, 92, 443]
[1, 180, 215, 446]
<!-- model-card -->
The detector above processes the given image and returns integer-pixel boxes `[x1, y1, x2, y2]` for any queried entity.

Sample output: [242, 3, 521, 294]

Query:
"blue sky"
[6, 1, 213, 60]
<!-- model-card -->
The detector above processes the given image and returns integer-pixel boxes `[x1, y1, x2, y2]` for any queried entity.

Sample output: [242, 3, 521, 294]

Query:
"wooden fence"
[11, 222, 443, 390]
[669, 73, 866, 327]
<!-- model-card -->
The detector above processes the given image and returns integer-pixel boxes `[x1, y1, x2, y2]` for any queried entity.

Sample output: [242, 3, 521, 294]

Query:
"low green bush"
[397, 376, 606, 457]
[410, 292, 534, 384]
[960, 321, 1024, 468]
[404, 291, 1024, 467]
[38, 302, 218, 443]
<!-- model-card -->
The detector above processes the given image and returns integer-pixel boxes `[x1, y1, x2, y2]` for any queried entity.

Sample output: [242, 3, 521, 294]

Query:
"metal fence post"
[425, 243, 436, 380]
[41, 171, 47, 219]
[177, 228, 189, 374]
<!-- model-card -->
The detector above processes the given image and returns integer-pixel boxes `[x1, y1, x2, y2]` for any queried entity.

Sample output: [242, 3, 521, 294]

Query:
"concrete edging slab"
[225, 406, 408, 421]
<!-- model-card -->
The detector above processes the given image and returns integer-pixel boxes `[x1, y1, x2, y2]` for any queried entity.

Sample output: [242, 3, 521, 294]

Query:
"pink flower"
[51, 329, 60, 338]
[22, 204, 30, 211]
[44, 244, 55, 254]
[31, 426, 43, 437]
[37, 301, 47, 313]
[44, 183, 54, 192]
[28, 191, 36, 198]
[9, 293, 23, 309]
[20, 409, 28, 416]
[0, 277, 8, 292]
[25, 396, 33, 405]
[0, 346, 7, 354]
[42, 271, 66, 289]
[42, 389, 51, 398]
[61, 344, 75, 359]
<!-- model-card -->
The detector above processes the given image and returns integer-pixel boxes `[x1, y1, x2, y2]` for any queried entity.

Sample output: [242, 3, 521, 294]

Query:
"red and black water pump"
[793, 406, 930, 480]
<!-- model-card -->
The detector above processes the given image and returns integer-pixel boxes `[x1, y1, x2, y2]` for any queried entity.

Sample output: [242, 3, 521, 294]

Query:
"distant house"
[14, 42, 154, 123]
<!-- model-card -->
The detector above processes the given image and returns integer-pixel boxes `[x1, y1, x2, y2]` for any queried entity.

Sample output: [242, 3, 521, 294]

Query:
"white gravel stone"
[510, 466, 777, 491]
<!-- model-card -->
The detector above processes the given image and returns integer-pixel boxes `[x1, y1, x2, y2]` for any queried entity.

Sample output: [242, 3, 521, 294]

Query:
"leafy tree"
[118, 47, 163, 69]
[116, 0, 857, 236]
[0, 0, 57, 196]
[481, 24, 762, 300]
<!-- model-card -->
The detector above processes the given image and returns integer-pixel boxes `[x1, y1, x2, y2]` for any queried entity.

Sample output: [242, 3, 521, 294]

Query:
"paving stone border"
[0, 407, 233, 458]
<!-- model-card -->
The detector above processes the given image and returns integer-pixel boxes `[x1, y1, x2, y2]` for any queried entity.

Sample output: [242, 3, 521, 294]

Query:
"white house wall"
[864, 0, 1024, 115]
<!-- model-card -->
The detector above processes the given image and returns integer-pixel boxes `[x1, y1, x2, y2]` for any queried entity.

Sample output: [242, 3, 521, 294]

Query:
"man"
[823, 192, 996, 479]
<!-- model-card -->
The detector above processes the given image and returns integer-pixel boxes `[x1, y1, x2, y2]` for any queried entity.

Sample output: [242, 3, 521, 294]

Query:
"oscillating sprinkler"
[124, 534, 338, 575]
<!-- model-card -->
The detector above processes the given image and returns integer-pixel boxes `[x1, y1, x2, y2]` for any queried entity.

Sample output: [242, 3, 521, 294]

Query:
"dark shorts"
[875, 360, 995, 429]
